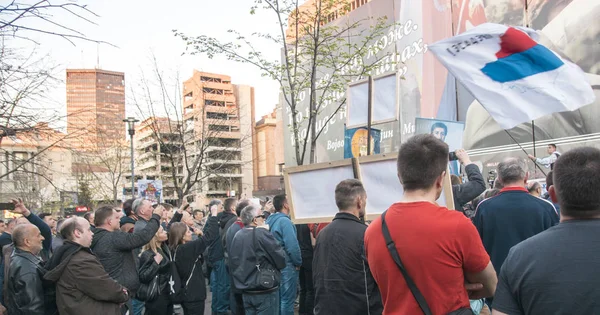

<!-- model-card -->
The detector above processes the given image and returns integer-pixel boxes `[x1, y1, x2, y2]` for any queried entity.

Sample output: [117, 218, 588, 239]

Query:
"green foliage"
[174, 0, 395, 165]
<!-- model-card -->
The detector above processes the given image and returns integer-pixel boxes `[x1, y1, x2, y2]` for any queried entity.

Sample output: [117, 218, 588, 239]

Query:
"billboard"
[282, 0, 600, 172]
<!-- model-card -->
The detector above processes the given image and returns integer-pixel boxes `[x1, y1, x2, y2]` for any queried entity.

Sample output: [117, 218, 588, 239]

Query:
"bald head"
[61, 217, 94, 247]
[12, 224, 44, 255]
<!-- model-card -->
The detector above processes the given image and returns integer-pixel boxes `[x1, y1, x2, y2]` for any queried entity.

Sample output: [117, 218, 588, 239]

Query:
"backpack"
[168, 246, 200, 304]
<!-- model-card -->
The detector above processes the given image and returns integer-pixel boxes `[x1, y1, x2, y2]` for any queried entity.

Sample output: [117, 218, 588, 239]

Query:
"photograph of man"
[431, 122, 448, 141]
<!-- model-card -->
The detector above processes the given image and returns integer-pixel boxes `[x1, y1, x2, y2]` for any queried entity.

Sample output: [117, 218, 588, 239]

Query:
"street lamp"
[123, 117, 139, 198]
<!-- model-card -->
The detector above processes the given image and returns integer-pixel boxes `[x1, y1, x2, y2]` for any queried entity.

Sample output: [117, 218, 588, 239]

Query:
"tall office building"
[66, 69, 125, 149]
[182, 70, 255, 203]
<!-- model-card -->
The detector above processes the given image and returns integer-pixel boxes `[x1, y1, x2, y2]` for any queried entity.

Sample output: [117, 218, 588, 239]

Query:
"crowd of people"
[0, 133, 597, 315]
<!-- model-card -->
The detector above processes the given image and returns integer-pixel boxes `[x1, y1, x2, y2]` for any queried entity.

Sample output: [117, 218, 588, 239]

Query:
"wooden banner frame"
[355, 152, 455, 221]
[283, 158, 357, 224]
[284, 152, 455, 223]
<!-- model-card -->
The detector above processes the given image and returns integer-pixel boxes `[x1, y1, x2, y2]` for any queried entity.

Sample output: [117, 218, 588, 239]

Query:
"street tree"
[131, 57, 254, 206]
[175, 0, 392, 165]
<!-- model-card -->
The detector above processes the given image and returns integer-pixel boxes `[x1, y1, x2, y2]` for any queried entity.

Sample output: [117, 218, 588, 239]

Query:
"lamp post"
[123, 117, 139, 198]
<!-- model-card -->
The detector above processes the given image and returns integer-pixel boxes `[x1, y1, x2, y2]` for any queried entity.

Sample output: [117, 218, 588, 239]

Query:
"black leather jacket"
[5, 248, 46, 315]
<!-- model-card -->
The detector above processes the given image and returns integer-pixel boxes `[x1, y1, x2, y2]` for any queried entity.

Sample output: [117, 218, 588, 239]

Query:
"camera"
[449, 152, 458, 161]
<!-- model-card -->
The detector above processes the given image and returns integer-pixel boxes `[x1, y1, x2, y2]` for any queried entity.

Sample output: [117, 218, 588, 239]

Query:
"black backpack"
[168, 247, 200, 304]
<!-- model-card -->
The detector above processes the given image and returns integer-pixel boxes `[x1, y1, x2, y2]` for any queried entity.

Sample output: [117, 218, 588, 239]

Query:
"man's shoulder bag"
[250, 227, 280, 291]
[380, 211, 475, 315]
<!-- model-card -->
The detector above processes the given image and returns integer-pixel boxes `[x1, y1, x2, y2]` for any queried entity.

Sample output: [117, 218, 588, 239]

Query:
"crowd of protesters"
[0, 134, 598, 315]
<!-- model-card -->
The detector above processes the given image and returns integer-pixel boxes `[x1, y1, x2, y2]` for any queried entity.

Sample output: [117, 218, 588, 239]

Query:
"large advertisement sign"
[282, 0, 600, 174]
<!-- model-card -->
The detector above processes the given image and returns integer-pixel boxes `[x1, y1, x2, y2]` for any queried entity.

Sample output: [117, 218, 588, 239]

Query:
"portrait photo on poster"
[415, 118, 465, 152]
[415, 118, 465, 176]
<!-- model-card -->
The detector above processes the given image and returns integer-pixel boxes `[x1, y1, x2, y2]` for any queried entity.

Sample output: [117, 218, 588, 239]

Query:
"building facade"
[133, 117, 182, 204]
[66, 69, 125, 149]
[252, 107, 285, 198]
[181, 71, 255, 205]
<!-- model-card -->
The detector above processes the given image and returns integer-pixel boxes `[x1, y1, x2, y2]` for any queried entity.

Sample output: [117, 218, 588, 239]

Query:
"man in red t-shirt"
[364, 134, 497, 315]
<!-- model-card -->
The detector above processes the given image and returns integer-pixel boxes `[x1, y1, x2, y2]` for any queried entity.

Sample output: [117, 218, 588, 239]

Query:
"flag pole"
[504, 129, 547, 176]
[532, 120, 536, 158]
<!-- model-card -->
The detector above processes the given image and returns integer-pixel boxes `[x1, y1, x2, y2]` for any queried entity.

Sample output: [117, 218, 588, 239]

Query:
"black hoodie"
[205, 211, 236, 264]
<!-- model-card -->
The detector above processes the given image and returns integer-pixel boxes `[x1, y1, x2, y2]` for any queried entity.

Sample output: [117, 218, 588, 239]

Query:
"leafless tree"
[131, 56, 255, 206]
[1, 0, 108, 45]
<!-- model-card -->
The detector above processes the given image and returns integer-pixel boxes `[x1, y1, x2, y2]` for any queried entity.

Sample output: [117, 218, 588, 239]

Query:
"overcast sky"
[21, 0, 289, 123]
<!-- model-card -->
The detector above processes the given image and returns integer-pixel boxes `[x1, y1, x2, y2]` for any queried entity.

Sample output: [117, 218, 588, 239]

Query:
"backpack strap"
[381, 211, 432, 315]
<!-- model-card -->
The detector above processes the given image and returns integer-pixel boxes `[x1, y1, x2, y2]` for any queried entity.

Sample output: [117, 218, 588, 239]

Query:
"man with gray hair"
[473, 157, 558, 308]
[229, 205, 286, 314]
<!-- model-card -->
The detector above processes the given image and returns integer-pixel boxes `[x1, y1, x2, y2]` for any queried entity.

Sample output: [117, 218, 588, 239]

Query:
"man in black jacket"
[230, 204, 286, 314]
[452, 149, 486, 210]
[296, 223, 314, 315]
[207, 198, 236, 315]
[90, 205, 162, 312]
[313, 179, 383, 315]
[5, 224, 46, 315]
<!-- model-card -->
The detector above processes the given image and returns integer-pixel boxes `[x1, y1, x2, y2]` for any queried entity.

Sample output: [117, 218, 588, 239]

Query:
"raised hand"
[10, 198, 30, 217]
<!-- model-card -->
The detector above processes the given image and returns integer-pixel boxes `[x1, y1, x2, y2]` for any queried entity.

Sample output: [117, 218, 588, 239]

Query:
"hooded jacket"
[44, 241, 128, 315]
[205, 211, 236, 264]
[90, 213, 160, 293]
[265, 212, 302, 267]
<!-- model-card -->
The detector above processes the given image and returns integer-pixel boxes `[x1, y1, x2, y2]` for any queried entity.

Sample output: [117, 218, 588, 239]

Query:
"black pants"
[298, 266, 314, 315]
[182, 300, 205, 315]
[144, 294, 173, 315]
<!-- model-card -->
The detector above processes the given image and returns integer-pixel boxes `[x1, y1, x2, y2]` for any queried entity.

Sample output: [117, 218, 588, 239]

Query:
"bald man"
[5, 224, 46, 315]
[0, 199, 52, 306]
[44, 217, 129, 315]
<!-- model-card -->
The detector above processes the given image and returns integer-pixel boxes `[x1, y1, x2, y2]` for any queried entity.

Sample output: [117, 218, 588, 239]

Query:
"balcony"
[207, 173, 244, 178]
[205, 159, 243, 166]
[206, 189, 228, 195]
[202, 82, 232, 91]
[204, 93, 235, 103]
[138, 159, 157, 171]
[204, 146, 242, 153]
[206, 118, 240, 128]
[205, 105, 237, 115]
[207, 131, 241, 139]
[137, 151, 155, 160]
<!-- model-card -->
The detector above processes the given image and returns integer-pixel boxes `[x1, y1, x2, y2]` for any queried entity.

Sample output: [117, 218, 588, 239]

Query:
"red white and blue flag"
[429, 23, 595, 129]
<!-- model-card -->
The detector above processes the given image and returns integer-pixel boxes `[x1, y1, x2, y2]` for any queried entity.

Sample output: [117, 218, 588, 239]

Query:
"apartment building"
[133, 117, 182, 204]
[252, 107, 285, 198]
[66, 69, 125, 150]
[182, 71, 254, 205]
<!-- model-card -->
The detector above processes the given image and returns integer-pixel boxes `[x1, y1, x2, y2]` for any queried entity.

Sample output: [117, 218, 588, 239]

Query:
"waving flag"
[429, 23, 595, 129]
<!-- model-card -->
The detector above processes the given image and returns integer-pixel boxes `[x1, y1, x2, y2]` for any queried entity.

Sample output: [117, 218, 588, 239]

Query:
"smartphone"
[186, 195, 195, 203]
[449, 152, 458, 161]
[0, 203, 15, 211]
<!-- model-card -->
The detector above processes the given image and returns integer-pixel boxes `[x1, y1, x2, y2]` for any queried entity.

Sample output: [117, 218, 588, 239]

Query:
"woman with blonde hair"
[168, 204, 219, 315]
[138, 225, 172, 315]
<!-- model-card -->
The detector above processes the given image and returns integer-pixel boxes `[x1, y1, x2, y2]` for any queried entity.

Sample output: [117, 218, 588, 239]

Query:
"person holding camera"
[229, 204, 286, 315]
[451, 149, 487, 211]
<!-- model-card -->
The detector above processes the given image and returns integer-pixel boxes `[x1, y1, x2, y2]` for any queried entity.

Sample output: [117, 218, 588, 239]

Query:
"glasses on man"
[254, 214, 265, 219]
